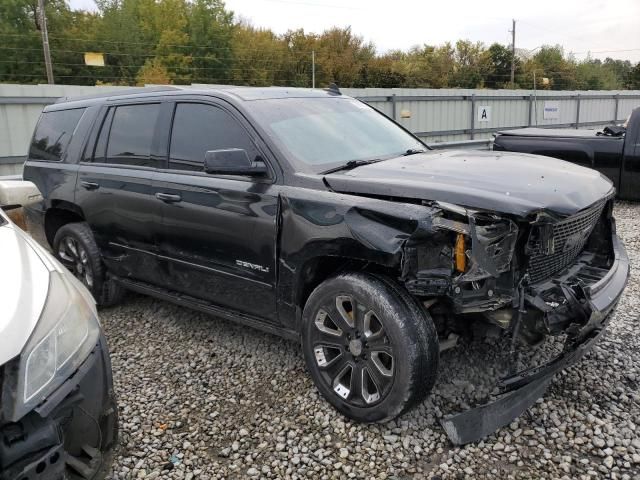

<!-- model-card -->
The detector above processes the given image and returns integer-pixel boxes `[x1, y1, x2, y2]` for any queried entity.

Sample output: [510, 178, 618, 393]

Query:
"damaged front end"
[401, 200, 521, 315]
[400, 196, 629, 445]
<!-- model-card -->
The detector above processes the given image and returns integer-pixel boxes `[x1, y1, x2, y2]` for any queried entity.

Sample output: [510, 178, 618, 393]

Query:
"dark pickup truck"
[493, 107, 640, 200]
[23, 86, 629, 445]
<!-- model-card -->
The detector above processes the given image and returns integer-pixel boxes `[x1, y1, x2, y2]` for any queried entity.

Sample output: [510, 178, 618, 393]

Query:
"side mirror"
[204, 149, 267, 176]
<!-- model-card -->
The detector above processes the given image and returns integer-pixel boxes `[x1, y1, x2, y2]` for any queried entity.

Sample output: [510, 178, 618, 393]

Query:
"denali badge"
[236, 260, 270, 273]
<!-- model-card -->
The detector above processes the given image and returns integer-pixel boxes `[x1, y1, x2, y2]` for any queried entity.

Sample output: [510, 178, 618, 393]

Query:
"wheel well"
[44, 207, 84, 246]
[297, 256, 396, 310]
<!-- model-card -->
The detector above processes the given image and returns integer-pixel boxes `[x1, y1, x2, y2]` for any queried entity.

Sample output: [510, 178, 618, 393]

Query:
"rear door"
[153, 100, 280, 322]
[76, 101, 167, 283]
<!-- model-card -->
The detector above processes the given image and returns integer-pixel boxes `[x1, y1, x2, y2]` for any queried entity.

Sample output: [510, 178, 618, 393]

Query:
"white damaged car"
[0, 182, 117, 480]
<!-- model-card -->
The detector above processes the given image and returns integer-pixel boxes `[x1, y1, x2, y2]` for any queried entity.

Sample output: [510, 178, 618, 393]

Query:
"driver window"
[169, 103, 259, 172]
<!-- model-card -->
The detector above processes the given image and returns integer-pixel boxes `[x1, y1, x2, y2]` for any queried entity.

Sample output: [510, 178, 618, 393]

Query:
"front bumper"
[441, 234, 629, 445]
[0, 334, 118, 480]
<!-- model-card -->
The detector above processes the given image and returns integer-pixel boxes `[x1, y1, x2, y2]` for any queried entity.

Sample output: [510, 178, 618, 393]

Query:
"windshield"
[247, 97, 425, 173]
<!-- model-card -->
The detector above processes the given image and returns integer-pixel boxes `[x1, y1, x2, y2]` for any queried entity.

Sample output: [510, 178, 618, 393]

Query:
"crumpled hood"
[0, 221, 50, 365]
[324, 150, 615, 217]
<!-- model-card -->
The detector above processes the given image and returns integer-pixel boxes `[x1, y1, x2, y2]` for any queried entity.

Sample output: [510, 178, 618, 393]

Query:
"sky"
[68, 0, 640, 63]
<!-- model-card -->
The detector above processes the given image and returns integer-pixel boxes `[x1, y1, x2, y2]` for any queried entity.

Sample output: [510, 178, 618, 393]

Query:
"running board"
[113, 276, 299, 341]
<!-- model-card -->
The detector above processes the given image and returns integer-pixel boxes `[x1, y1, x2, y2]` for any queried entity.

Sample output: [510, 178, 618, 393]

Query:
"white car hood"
[0, 218, 51, 365]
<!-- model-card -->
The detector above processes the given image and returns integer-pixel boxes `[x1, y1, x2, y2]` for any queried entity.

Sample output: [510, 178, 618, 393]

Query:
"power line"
[0, 46, 319, 65]
[0, 32, 298, 53]
[2, 31, 639, 60]
[0, 58, 592, 77]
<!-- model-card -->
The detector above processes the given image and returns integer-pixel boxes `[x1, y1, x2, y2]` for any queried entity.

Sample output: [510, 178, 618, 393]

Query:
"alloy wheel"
[57, 235, 94, 289]
[310, 294, 395, 407]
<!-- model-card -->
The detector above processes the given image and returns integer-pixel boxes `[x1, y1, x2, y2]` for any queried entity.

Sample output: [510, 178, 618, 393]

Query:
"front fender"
[275, 188, 440, 329]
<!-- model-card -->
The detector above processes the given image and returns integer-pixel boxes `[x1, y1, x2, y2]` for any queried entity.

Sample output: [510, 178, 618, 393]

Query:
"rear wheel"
[53, 222, 124, 307]
[301, 272, 438, 422]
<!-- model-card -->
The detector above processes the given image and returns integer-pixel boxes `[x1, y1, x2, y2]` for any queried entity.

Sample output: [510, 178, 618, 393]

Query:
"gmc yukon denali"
[23, 86, 629, 445]
[493, 107, 640, 200]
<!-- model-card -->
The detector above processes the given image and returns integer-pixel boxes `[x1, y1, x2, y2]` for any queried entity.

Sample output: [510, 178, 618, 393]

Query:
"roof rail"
[55, 85, 180, 104]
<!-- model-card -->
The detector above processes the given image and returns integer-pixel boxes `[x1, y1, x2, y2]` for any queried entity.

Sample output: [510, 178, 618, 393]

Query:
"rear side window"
[29, 108, 85, 161]
[94, 104, 161, 168]
[169, 103, 260, 171]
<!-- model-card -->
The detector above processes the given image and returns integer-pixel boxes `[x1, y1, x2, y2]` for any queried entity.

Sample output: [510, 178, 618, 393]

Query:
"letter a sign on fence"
[477, 106, 491, 123]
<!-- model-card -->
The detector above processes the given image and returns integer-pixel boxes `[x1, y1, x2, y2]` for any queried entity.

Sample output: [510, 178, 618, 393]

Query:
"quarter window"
[29, 108, 85, 162]
[169, 103, 259, 172]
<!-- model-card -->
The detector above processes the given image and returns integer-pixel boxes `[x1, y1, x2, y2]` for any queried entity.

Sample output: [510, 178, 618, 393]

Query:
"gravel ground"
[103, 202, 640, 480]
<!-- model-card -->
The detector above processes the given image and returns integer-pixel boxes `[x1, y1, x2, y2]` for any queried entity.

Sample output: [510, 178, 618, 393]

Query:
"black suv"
[23, 86, 629, 444]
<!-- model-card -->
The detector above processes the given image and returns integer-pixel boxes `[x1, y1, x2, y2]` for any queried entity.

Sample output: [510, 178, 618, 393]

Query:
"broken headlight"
[433, 205, 518, 280]
[12, 270, 100, 421]
[462, 215, 518, 280]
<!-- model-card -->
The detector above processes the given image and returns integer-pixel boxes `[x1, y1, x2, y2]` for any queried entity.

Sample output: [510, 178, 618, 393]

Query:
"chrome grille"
[527, 200, 606, 284]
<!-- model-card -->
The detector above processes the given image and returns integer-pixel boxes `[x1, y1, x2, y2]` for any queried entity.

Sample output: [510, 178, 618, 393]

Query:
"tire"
[301, 272, 439, 423]
[53, 222, 124, 307]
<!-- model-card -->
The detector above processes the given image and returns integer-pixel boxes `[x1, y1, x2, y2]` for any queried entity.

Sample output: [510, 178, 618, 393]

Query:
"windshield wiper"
[321, 159, 382, 174]
[403, 148, 427, 156]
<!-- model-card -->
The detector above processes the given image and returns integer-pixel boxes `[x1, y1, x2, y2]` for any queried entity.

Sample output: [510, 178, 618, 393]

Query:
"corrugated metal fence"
[341, 87, 640, 144]
[2, 84, 640, 175]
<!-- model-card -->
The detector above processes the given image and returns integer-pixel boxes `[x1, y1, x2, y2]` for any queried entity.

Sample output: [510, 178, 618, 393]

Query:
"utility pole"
[312, 50, 316, 89]
[37, 0, 54, 84]
[509, 19, 516, 88]
[533, 70, 538, 125]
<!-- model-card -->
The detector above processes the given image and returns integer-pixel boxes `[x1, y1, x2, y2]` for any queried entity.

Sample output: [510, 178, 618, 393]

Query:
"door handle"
[80, 181, 99, 190]
[155, 192, 182, 203]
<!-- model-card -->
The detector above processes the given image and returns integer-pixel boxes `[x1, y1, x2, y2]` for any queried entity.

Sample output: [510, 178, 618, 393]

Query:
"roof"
[52, 84, 344, 108]
[185, 85, 342, 101]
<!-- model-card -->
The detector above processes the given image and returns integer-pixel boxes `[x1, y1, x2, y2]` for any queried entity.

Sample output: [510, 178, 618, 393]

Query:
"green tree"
[356, 54, 407, 88]
[403, 44, 455, 88]
[628, 63, 640, 89]
[281, 29, 317, 87]
[188, 0, 234, 84]
[136, 57, 172, 85]
[530, 45, 577, 90]
[603, 58, 633, 88]
[483, 43, 516, 89]
[231, 23, 287, 86]
[315, 27, 375, 87]
[0, 2, 637, 90]
[0, 0, 91, 84]
[576, 58, 618, 90]
[449, 40, 486, 88]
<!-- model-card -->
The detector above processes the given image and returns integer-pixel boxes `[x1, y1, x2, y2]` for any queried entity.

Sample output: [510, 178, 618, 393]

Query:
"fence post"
[528, 94, 533, 127]
[390, 94, 397, 121]
[614, 94, 619, 123]
[470, 94, 476, 140]
[575, 94, 581, 129]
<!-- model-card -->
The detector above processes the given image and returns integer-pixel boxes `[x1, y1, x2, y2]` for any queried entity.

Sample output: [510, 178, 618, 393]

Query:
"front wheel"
[301, 272, 439, 423]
